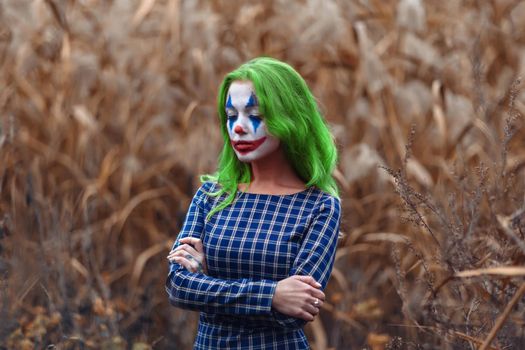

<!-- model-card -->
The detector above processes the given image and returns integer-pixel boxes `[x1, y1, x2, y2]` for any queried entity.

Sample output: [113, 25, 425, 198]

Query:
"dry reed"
[1, 0, 525, 349]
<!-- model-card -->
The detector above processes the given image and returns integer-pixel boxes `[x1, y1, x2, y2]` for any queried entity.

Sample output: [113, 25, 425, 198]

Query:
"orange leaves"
[7, 308, 61, 349]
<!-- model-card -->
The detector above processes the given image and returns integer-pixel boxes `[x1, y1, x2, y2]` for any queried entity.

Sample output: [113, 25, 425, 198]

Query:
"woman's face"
[225, 80, 280, 163]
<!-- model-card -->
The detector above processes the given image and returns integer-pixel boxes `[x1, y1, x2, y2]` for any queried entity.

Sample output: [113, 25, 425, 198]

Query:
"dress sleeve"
[271, 195, 341, 329]
[165, 184, 278, 315]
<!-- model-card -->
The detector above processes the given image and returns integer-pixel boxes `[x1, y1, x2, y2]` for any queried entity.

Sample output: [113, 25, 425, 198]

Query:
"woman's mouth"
[231, 137, 267, 154]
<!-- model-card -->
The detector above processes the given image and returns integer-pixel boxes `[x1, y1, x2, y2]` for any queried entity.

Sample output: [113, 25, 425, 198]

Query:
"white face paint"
[225, 81, 280, 163]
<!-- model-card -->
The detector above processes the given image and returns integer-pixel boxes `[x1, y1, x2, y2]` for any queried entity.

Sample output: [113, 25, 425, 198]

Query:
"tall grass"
[0, 0, 524, 349]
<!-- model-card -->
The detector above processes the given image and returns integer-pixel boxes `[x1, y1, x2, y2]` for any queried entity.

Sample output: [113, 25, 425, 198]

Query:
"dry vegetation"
[1, 0, 525, 349]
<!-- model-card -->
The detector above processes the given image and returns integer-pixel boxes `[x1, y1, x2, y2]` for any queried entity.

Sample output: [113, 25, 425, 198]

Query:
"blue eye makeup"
[225, 91, 264, 132]
[226, 94, 234, 109]
[245, 93, 257, 108]
[249, 115, 261, 132]
[227, 114, 237, 131]
[225, 95, 237, 130]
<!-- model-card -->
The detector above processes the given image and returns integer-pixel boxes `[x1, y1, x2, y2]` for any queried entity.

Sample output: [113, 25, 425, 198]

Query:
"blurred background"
[1, 0, 525, 349]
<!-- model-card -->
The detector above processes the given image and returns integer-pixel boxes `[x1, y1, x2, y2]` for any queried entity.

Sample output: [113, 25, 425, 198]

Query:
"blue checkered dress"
[166, 182, 341, 349]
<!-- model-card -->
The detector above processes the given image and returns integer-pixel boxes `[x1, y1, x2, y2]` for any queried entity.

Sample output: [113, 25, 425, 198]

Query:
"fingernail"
[316, 282, 322, 287]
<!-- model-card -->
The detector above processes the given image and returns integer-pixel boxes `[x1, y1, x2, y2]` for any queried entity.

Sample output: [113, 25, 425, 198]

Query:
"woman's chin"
[235, 150, 277, 163]
[235, 153, 257, 163]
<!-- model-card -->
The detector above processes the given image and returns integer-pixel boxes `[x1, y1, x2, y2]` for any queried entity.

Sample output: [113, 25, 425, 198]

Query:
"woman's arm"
[166, 184, 278, 316]
[166, 185, 340, 320]
[166, 265, 278, 315]
[271, 195, 341, 328]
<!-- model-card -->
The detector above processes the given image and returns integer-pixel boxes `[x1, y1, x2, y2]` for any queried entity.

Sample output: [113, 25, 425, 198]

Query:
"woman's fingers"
[167, 248, 187, 260]
[172, 256, 195, 272]
[168, 244, 206, 274]
[167, 247, 195, 263]
[169, 250, 198, 265]
[295, 275, 322, 288]
[172, 255, 203, 273]
[168, 245, 201, 263]
[167, 238, 208, 275]
[304, 302, 320, 317]
[310, 287, 325, 302]
[293, 275, 326, 301]
[179, 237, 204, 252]
[298, 310, 315, 322]
[293, 275, 325, 301]
[308, 295, 324, 309]
[294, 298, 322, 321]
[174, 244, 200, 258]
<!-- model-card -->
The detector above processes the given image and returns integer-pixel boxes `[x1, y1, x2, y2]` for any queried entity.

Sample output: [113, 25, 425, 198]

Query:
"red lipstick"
[231, 137, 267, 154]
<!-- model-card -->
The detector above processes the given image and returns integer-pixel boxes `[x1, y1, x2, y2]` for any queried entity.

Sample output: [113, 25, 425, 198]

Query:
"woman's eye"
[247, 107, 260, 115]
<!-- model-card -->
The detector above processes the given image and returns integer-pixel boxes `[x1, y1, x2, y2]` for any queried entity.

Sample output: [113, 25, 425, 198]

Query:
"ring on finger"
[313, 298, 320, 307]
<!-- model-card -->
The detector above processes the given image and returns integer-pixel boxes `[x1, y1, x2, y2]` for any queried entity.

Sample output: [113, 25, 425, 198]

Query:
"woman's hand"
[167, 237, 208, 274]
[272, 275, 325, 322]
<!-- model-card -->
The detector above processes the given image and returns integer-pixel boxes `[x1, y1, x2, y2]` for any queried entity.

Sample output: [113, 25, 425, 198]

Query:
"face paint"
[225, 81, 280, 163]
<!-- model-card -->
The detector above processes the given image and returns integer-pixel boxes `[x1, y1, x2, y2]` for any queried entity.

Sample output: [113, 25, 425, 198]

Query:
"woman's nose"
[234, 125, 245, 134]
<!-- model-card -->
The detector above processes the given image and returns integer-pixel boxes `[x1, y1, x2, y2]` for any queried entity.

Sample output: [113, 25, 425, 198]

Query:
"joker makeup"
[225, 81, 280, 163]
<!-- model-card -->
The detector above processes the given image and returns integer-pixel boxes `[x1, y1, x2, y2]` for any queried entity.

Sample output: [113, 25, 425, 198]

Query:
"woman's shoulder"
[307, 187, 341, 215]
[191, 180, 225, 207]
[308, 186, 340, 202]
[199, 180, 219, 192]
[193, 181, 220, 199]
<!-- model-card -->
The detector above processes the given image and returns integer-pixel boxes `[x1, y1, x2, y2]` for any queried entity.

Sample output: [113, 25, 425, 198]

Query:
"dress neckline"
[236, 186, 313, 198]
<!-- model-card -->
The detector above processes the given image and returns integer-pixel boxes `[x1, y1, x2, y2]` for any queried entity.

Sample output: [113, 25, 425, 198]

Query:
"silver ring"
[313, 298, 319, 307]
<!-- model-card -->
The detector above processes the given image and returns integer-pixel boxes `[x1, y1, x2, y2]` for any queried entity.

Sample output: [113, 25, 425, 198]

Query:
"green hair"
[202, 57, 339, 219]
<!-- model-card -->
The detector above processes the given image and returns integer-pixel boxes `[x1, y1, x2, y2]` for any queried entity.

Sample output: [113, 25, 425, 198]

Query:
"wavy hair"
[202, 57, 338, 219]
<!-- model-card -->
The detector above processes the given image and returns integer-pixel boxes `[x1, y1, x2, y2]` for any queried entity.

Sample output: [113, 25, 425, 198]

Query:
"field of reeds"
[1, 0, 525, 349]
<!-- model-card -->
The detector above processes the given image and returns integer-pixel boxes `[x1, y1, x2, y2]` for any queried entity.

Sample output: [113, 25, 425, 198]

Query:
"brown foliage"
[0, 0, 524, 349]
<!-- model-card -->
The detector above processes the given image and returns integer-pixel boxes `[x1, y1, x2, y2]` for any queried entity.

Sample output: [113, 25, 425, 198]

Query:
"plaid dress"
[166, 182, 341, 349]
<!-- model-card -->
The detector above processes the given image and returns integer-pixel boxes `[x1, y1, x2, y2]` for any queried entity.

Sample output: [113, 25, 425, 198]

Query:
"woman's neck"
[241, 147, 306, 194]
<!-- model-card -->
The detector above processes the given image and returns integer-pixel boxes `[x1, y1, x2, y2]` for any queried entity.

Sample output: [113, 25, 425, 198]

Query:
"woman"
[166, 57, 341, 349]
